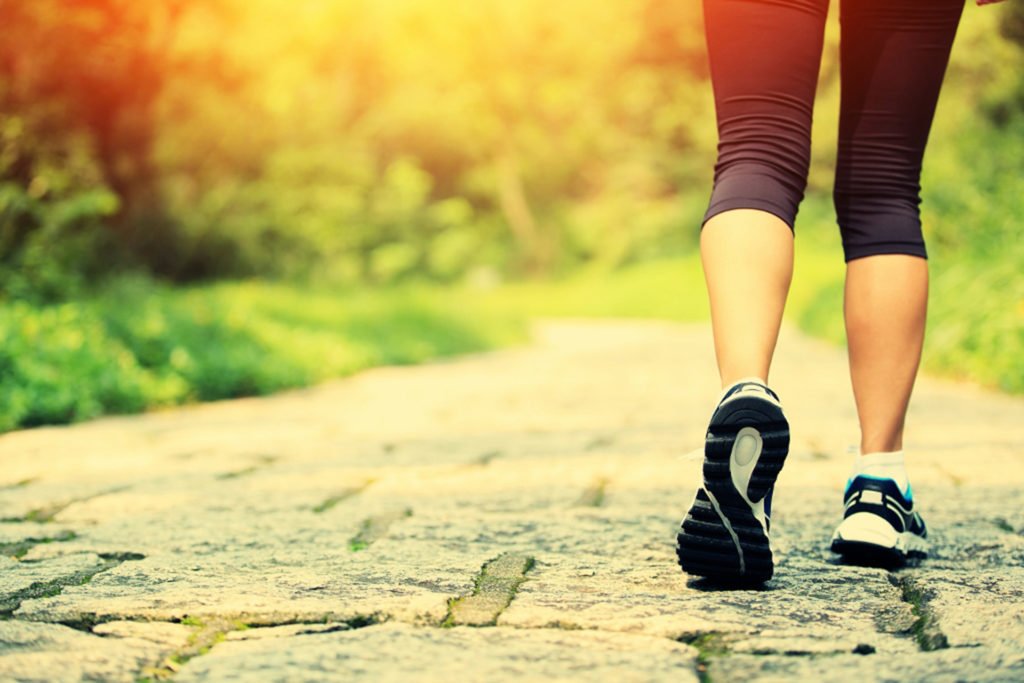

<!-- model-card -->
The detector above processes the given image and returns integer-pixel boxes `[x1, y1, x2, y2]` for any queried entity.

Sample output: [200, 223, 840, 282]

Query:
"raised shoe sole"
[831, 511, 927, 568]
[677, 392, 789, 584]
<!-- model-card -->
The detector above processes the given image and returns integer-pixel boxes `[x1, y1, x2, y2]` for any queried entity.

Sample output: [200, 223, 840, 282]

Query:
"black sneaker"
[677, 380, 790, 584]
[830, 476, 927, 566]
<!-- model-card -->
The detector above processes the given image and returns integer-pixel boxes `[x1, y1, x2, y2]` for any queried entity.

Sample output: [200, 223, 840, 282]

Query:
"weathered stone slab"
[902, 568, 1024, 648]
[0, 523, 77, 546]
[92, 620, 195, 648]
[0, 320, 1022, 682]
[224, 623, 352, 641]
[0, 483, 118, 523]
[447, 553, 534, 626]
[726, 634, 892, 656]
[11, 481, 922, 652]
[175, 623, 700, 682]
[0, 553, 105, 603]
[14, 537, 482, 627]
[0, 620, 168, 682]
[710, 646, 1024, 683]
[500, 550, 916, 649]
[909, 487, 1024, 569]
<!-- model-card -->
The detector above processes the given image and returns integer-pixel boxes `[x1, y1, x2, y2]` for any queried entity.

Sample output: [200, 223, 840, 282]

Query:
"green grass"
[470, 223, 1023, 395]
[0, 277, 526, 433]
[2, 235, 1019, 435]
[461, 251, 709, 321]
[791, 195, 1024, 395]
[797, 250, 1023, 395]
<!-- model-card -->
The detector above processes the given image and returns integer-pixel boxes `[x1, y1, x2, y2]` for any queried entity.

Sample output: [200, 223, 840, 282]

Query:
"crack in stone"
[312, 480, 374, 514]
[0, 530, 77, 559]
[2, 504, 72, 525]
[0, 486, 130, 524]
[992, 517, 1021, 534]
[0, 478, 36, 489]
[744, 646, 876, 657]
[142, 617, 245, 679]
[0, 552, 146, 620]
[677, 632, 727, 683]
[584, 435, 615, 452]
[443, 553, 535, 628]
[131, 616, 379, 679]
[229, 613, 381, 629]
[897, 575, 949, 652]
[574, 478, 609, 507]
[234, 615, 380, 633]
[348, 508, 412, 551]
[671, 630, 880, 683]
[677, 631, 880, 682]
[474, 450, 502, 467]
[216, 455, 279, 480]
[98, 551, 146, 562]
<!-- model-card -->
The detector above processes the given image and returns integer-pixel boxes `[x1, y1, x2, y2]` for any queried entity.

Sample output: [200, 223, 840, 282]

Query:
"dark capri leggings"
[702, 0, 964, 261]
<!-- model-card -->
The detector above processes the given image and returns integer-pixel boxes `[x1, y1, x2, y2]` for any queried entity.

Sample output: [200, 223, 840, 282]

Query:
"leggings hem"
[703, 198, 797, 232]
[843, 242, 928, 263]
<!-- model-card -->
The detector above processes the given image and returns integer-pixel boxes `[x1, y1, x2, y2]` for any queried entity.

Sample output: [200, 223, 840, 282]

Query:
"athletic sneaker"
[830, 475, 927, 566]
[677, 379, 790, 584]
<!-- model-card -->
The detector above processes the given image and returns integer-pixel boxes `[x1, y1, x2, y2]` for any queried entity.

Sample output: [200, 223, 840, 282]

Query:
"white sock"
[718, 376, 770, 403]
[849, 450, 910, 496]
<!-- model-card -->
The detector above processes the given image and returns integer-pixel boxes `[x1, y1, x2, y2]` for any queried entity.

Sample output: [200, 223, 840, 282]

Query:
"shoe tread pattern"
[705, 395, 789, 503]
[676, 489, 773, 582]
[677, 392, 789, 584]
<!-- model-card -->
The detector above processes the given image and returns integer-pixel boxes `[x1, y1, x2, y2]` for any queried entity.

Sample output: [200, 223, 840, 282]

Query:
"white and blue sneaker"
[677, 379, 790, 584]
[830, 475, 928, 566]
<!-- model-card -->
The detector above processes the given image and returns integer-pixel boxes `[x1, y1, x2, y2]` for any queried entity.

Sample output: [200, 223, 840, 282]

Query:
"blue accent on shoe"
[832, 474, 928, 564]
[844, 474, 912, 502]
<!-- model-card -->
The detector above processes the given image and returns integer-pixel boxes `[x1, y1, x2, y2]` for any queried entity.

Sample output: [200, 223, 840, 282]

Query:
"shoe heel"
[705, 396, 789, 503]
[677, 388, 789, 584]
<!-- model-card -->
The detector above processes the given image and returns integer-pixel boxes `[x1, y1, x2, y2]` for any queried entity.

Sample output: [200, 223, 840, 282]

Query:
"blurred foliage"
[792, 199, 1024, 395]
[0, 0, 184, 300]
[0, 1, 1021, 433]
[1, 0, 1021, 293]
[0, 278, 525, 431]
[2, 0, 713, 294]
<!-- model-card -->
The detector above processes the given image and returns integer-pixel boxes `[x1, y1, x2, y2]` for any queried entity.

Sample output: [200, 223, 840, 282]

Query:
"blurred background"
[0, 0, 1021, 432]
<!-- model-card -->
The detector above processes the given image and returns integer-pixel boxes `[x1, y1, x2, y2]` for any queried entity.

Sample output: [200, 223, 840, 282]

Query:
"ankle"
[721, 375, 769, 389]
[860, 429, 904, 454]
[861, 439, 903, 453]
[717, 376, 779, 405]
[850, 450, 910, 495]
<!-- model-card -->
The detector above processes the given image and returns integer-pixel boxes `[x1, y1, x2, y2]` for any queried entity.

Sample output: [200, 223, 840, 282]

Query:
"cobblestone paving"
[2, 320, 1023, 681]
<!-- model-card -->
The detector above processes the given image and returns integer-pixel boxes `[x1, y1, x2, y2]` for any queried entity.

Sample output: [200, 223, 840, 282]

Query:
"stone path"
[2, 319, 1023, 681]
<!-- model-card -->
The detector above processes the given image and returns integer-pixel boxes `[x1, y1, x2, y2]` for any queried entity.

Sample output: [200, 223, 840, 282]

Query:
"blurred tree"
[991, 1, 1024, 126]
[3, 0, 1016, 295]
[1001, 0, 1024, 45]
[0, 0, 190, 295]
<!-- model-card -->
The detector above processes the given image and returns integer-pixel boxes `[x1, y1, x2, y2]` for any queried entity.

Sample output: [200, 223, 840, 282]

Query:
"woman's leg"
[830, 0, 963, 565]
[702, 210, 793, 387]
[677, 0, 828, 584]
[835, 0, 964, 454]
[700, 0, 829, 388]
[845, 255, 928, 453]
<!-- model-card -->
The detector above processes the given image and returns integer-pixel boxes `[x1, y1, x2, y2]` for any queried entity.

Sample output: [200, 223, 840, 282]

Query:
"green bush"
[0, 277, 526, 433]
[0, 302, 166, 430]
